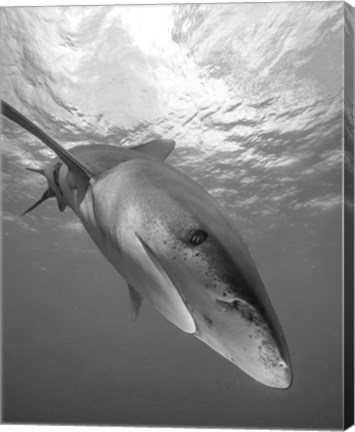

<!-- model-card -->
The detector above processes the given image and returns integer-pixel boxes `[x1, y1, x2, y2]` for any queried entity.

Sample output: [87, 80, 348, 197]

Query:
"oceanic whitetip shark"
[1, 100, 292, 389]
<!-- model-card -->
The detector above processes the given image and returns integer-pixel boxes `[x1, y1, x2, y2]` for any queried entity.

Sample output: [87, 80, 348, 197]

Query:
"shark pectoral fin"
[21, 188, 56, 216]
[1, 100, 93, 184]
[131, 139, 175, 161]
[136, 234, 196, 334]
[128, 284, 143, 322]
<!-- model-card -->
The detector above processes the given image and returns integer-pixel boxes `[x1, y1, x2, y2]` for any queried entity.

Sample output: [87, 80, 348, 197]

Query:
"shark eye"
[188, 229, 208, 246]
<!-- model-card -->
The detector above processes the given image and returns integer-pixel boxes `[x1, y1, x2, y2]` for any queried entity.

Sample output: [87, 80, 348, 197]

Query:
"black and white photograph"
[0, 1, 354, 430]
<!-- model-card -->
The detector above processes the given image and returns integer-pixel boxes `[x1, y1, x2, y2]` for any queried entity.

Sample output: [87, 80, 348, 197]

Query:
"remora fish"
[1, 100, 292, 389]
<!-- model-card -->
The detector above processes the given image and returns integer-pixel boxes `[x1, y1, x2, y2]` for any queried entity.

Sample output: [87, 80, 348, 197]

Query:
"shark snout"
[145, 224, 293, 388]
[196, 294, 293, 389]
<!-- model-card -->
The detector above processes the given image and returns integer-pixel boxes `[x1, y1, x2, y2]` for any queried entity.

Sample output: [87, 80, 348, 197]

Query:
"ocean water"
[0, 2, 350, 428]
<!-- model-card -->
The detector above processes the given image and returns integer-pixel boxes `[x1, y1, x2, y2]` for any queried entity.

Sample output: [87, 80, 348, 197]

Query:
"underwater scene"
[0, 2, 350, 429]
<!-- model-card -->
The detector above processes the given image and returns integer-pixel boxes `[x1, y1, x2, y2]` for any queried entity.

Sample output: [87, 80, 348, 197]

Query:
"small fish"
[1, 100, 292, 389]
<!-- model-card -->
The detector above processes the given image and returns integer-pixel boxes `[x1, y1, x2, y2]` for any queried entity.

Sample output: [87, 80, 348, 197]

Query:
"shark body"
[2, 100, 292, 389]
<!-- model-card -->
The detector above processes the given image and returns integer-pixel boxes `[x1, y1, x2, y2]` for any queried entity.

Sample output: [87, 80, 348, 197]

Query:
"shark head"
[130, 161, 293, 389]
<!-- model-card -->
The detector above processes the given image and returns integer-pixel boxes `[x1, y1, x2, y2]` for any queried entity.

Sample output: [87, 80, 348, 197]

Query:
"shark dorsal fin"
[131, 139, 175, 161]
[1, 100, 93, 183]
[128, 284, 144, 322]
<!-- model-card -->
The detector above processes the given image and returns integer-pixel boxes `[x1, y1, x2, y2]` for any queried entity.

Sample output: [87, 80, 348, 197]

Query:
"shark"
[1, 100, 292, 389]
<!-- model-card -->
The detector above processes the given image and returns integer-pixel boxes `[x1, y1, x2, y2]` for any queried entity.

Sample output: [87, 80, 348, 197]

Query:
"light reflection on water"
[1, 2, 348, 428]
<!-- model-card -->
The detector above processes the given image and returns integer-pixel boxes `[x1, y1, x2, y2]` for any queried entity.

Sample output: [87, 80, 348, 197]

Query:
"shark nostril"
[216, 298, 265, 329]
